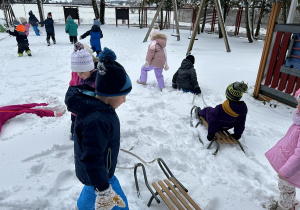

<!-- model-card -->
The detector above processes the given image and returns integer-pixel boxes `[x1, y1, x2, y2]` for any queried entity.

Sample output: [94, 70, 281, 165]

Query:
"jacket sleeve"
[100, 28, 103, 38]
[233, 104, 248, 135]
[189, 68, 200, 89]
[8, 30, 18, 36]
[81, 30, 91, 39]
[65, 23, 69, 32]
[145, 46, 155, 62]
[80, 117, 110, 191]
[206, 105, 222, 136]
[279, 134, 300, 179]
[38, 20, 46, 25]
[69, 72, 80, 86]
[172, 71, 178, 85]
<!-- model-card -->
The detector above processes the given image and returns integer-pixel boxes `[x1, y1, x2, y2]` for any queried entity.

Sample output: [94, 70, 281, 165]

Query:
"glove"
[172, 83, 177, 89]
[144, 61, 150, 67]
[194, 87, 201, 95]
[164, 64, 169, 70]
[207, 133, 215, 141]
[232, 133, 241, 141]
[66, 31, 69, 33]
[95, 184, 126, 210]
[79, 36, 83, 40]
[6, 29, 10, 33]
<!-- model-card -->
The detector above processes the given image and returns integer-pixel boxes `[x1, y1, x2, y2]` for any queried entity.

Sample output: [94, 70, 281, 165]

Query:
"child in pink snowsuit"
[19, 17, 30, 37]
[265, 88, 300, 210]
[137, 27, 169, 90]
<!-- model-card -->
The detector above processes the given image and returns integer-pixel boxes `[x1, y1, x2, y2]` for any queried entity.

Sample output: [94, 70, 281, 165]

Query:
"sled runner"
[190, 106, 246, 155]
[134, 158, 202, 210]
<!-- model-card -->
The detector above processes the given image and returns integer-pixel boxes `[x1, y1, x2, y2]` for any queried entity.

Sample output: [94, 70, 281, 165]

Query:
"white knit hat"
[71, 49, 94, 72]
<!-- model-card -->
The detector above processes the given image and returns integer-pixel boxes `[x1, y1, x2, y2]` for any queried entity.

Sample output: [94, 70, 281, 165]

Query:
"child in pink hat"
[265, 88, 300, 210]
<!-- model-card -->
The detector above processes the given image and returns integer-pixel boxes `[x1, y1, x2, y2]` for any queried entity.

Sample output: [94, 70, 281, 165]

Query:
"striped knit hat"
[71, 49, 94, 72]
[225, 81, 248, 101]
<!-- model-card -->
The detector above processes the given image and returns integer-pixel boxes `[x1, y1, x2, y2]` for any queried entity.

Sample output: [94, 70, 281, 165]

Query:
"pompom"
[98, 47, 117, 63]
[74, 42, 84, 51]
[235, 81, 248, 93]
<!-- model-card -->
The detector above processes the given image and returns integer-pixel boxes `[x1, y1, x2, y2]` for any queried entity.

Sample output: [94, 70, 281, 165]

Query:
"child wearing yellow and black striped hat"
[195, 81, 248, 142]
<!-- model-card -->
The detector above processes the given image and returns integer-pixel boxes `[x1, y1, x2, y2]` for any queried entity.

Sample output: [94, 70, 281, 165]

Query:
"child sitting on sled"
[195, 81, 248, 141]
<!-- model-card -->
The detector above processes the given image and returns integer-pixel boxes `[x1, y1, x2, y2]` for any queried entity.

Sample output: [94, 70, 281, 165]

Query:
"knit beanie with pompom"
[95, 47, 132, 97]
[71, 43, 94, 72]
[225, 81, 248, 101]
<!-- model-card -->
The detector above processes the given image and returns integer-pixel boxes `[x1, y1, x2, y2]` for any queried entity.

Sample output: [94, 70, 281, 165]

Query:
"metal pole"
[287, 0, 297, 23]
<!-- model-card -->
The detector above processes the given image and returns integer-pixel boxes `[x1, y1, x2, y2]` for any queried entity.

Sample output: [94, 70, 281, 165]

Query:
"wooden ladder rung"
[169, 177, 202, 210]
[152, 182, 176, 210]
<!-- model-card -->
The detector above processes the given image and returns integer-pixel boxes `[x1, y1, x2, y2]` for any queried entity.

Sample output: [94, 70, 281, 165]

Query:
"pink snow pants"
[139, 65, 165, 89]
[278, 178, 296, 209]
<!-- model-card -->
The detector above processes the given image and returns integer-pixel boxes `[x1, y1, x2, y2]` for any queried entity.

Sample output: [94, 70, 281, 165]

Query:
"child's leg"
[74, 36, 78, 44]
[32, 26, 40, 36]
[17, 43, 24, 57]
[24, 43, 31, 56]
[139, 65, 154, 83]
[69, 36, 72, 43]
[109, 175, 129, 210]
[46, 33, 50, 44]
[52, 33, 56, 43]
[77, 185, 96, 210]
[154, 67, 165, 89]
[278, 178, 296, 209]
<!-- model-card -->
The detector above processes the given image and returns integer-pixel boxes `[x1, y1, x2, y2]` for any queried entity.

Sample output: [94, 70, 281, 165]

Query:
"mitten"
[95, 185, 126, 210]
[232, 133, 241, 141]
[6, 29, 10, 33]
[66, 31, 69, 33]
[194, 87, 201, 95]
[144, 61, 150, 67]
[164, 64, 169, 70]
[172, 83, 177, 89]
[207, 133, 215, 141]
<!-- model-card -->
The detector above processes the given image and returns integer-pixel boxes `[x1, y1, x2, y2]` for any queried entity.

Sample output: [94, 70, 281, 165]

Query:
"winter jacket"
[65, 85, 120, 191]
[0, 103, 55, 133]
[265, 109, 300, 188]
[69, 70, 97, 87]
[172, 58, 200, 91]
[145, 33, 167, 69]
[65, 18, 78, 36]
[81, 25, 103, 52]
[39, 18, 55, 34]
[8, 25, 28, 44]
[199, 99, 248, 137]
[28, 13, 39, 26]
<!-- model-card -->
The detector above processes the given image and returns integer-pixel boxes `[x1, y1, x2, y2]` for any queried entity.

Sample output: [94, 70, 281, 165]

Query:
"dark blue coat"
[39, 18, 54, 34]
[28, 13, 39, 26]
[199, 100, 247, 136]
[65, 85, 120, 191]
[81, 25, 103, 52]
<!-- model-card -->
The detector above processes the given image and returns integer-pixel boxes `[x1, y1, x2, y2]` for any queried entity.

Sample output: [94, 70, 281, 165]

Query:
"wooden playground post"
[253, 1, 282, 98]
[171, 0, 180, 41]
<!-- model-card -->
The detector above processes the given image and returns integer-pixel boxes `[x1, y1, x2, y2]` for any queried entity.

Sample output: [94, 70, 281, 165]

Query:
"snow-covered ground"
[0, 4, 297, 210]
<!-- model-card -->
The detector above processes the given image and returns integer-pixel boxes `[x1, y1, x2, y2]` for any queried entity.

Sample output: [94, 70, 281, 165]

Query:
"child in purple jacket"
[196, 81, 248, 141]
[265, 89, 300, 210]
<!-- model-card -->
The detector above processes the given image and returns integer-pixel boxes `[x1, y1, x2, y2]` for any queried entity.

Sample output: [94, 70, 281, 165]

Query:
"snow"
[0, 4, 297, 210]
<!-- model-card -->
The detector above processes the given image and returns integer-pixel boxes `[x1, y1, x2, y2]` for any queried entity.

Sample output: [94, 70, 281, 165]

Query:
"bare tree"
[99, 0, 105, 24]
[92, 0, 99, 19]
[244, 0, 253, 43]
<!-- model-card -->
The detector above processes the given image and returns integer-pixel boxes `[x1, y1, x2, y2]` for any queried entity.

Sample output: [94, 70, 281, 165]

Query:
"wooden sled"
[190, 106, 246, 155]
[134, 158, 202, 210]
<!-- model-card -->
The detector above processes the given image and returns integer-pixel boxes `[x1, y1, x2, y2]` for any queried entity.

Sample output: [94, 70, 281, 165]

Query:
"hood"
[91, 25, 100, 32]
[67, 18, 75, 24]
[65, 85, 113, 116]
[152, 36, 167, 48]
[179, 59, 194, 69]
[151, 33, 167, 41]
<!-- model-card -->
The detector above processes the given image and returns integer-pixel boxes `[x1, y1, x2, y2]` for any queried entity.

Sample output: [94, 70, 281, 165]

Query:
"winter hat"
[186, 55, 195, 64]
[19, 17, 27, 24]
[93, 19, 101, 27]
[71, 48, 94, 72]
[95, 47, 132, 97]
[28, 10, 33, 15]
[47, 12, 52, 18]
[225, 81, 248, 101]
[150, 26, 160, 38]
[67, 15, 72, 20]
[13, 19, 20, 26]
[74, 42, 84, 51]
[295, 88, 300, 102]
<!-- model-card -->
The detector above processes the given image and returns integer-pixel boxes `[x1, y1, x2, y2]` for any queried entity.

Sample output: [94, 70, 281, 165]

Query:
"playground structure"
[254, 0, 300, 107]
[1, 1, 16, 27]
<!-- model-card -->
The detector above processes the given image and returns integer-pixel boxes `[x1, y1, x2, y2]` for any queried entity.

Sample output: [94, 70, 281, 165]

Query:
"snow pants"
[77, 175, 129, 210]
[17, 43, 30, 56]
[46, 33, 56, 43]
[278, 178, 296, 210]
[69, 36, 77, 44]
[32, 25, 40, 36]
[139, 65, 165, 89]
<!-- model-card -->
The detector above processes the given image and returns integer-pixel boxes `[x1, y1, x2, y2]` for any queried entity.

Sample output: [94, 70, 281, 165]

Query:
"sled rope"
[192, 93, 208, 107]
[0, 35, 10, 42]
[116, 147, 158, 170]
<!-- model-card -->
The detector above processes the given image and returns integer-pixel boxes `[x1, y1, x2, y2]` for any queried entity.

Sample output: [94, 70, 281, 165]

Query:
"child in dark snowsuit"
[65, 47, 131, 210]
[38, 12, 55, 46]
[172, 55, 201, 95]
[196, 81, 248, 141]
[28, 11, 40, 36]
[65, 15, 78, 44]
[7, 19, 32, 57]
[79, 19, 103, 56]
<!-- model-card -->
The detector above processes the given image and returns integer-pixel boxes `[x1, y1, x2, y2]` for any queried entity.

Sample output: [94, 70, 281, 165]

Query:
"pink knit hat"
[150, 27, 160, 38]
[295, 88, 300, 101]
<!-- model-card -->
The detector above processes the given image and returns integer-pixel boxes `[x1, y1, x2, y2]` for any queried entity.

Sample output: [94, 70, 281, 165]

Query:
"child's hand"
[144, 61, 150, 67]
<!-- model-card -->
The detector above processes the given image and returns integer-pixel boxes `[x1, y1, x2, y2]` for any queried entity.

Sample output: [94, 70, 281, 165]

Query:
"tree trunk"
[254, 0, 265, 38]
[36, 0, 44, 27]
[92, 0, 99, 19]
[160, 7, 163, 29]
[201, 3, 207, 33]
[140, 0, 145, 28]
[244, 0, 253, 43]
[100, 0, 105, 24]
[251, 0, 256, 36]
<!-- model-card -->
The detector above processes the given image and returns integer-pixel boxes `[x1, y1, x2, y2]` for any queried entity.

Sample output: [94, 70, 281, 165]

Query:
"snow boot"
[269, 202, 296, 210]
[26, 50, 31, 56]
[18, 53, 23, 57]
[47, 41, 50, 46]
[53, 40, 56, 44]
[136, 79, 146, 85]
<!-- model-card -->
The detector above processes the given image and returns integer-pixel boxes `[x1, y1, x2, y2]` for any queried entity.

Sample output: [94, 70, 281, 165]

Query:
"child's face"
[108, 95, 127, 109]
[77, 71, 91, 80]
